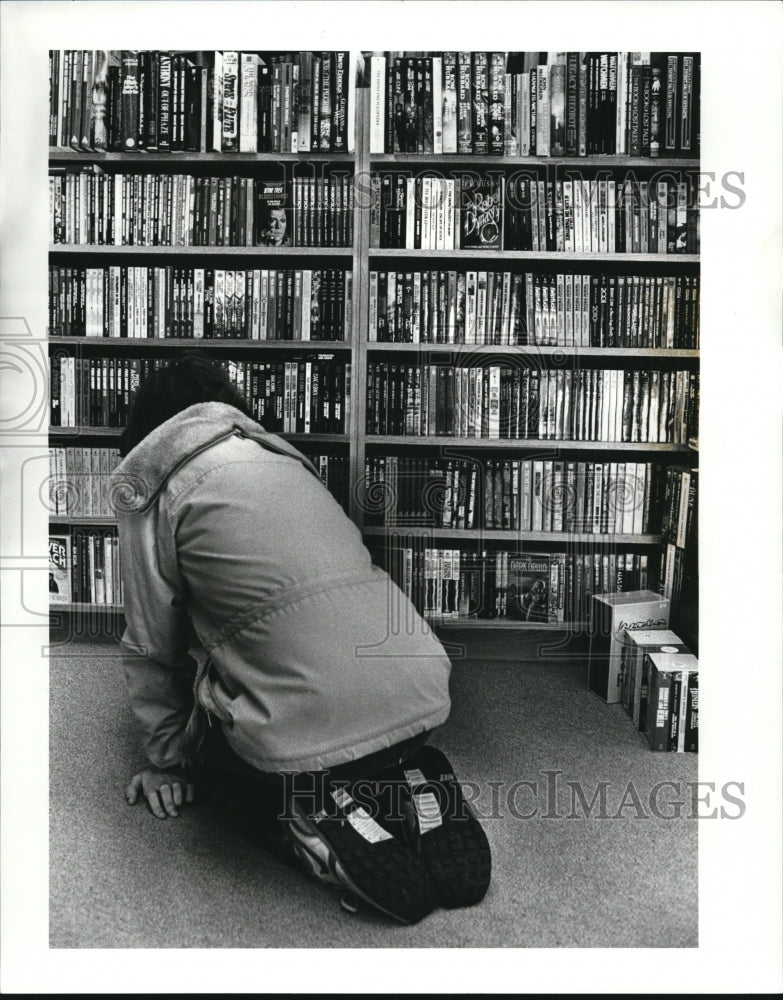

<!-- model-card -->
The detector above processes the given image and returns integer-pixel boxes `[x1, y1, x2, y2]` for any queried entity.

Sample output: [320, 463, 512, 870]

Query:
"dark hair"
[119, 354, 250, 458]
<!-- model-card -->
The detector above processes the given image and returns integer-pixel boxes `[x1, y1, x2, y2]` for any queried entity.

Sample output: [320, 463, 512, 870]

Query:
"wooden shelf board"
[369, 249, 699, 263]
[50, 603, 124, 613]
[370, 154, 700, 169]
[50, 427, 348, 443]
[48, 605, 584, 630]
[49, 516, 117, 525]
[365, 342, 699, 358]
[364, 436, 692, 451]
[49, 149, 355, 163]
[49, 244, 353, 256]
[362, 527, 660, 544]
[49, 337, 351, 350]
[432, 618, 587, 630]
[49, 426, 123, 437]
[50, 149, 699, 170]
[49, 338, 698, 358]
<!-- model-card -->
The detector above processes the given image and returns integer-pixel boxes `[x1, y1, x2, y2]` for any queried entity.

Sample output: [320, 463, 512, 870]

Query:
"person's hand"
[125, 769, 195, 819]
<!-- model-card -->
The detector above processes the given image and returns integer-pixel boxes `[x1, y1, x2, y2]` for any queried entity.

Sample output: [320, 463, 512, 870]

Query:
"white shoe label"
[346, 806, 394, 844]
[331, 788, 393, 844]
[403, 767, 427, 789]
[412, 791, 442, 833]
[404, 768, 444, 833]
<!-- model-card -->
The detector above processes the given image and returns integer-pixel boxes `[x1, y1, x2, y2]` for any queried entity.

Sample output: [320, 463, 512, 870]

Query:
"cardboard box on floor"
[620, 629, 690, 728]
[644, 649, 700, 752]
[588, 591, 670, 703]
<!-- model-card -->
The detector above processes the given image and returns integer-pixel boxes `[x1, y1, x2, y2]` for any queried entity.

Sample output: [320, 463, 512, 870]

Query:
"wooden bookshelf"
[48, 52, 699, 634]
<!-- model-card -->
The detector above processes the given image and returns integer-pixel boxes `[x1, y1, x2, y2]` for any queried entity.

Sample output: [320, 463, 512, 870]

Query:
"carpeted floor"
[50, 632, 697, 948]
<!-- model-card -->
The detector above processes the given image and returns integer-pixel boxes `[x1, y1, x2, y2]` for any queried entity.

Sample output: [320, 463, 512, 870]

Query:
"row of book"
[49, 50, 358, 154]
[370, 52, 699, 158]
[307, 453, 351, 512]
[658, 466, 698, 621]
[48, 447, 350, 517]
[222, 357, 350, 434]
[50, 354, 351, 434]
[48, 446, 121, 517]
[371, 173, 699, 253]
[365, 363, 697, 443]
[619, 629, 698, 752]
[49, 265, 352, 341]
[49, 530, 123, 605]
[49, 171, 354, 247]
[379, 545, 652, 624]
[363, 457, 666, 535]
[369, 269, 699, 349]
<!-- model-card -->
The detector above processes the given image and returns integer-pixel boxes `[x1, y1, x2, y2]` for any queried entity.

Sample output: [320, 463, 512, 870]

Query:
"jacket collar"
[110, 403, 321, 514]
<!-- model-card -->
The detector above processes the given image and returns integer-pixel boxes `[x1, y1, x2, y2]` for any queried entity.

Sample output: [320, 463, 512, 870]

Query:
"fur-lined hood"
[110, 402, 320, 514]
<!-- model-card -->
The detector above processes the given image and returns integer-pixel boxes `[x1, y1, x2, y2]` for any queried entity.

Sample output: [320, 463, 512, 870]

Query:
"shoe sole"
[288, 796, 437, 925]
[398, 746, 492, 909]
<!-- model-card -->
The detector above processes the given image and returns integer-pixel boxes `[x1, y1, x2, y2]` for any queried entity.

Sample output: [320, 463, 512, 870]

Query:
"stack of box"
[589, 591, 699, 752]
[622, 632, 699, 752]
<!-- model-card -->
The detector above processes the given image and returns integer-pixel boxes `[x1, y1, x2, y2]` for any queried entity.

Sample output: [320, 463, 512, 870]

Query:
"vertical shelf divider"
[348, 85, 371, 530]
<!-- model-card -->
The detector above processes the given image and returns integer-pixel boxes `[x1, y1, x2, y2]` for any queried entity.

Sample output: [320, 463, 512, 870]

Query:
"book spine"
[370, 55, 385, 153]
[319, 51, 332, 151]
[565, 52, 579, 155]
[679, 54, 695, 155]
[488, 52, 505, 155]
[157, 52, 172, 152]
[333, 51, 348, 153]
[457, 52, 473, 153]
[221, 51, 239, 152]
[240, 53, 259, 153]
[549, 61, 566, 156]
[664, 54, 678, 153]
[442, 52, 458, 154]
[120, 50, 140, 151]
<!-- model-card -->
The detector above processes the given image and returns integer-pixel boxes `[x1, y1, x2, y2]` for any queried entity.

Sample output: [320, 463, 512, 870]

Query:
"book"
[255, 180, 291, 247]
[239, 52, 261, 152]
[221, 51, 239, 152]
[370, 54, 388, 152]
[49, 533, 72, 604]
[507, 554, 552, 622]
[460, 174, 504, 250]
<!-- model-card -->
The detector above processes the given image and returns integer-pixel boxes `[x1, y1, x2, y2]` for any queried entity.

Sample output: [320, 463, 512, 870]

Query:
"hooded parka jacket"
[112, 402, 452, 774]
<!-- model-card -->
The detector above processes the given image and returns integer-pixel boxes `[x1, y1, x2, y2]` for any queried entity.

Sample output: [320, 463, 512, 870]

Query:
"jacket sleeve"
[117, 500, 196, 770]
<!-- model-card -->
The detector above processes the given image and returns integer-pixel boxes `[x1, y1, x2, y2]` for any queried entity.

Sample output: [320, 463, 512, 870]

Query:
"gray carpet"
[50, 634, 697, 948]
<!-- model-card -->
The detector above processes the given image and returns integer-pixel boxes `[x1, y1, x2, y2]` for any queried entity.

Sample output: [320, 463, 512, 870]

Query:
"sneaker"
[376, 746, 492, 909]
[283, 784, 437, 925]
